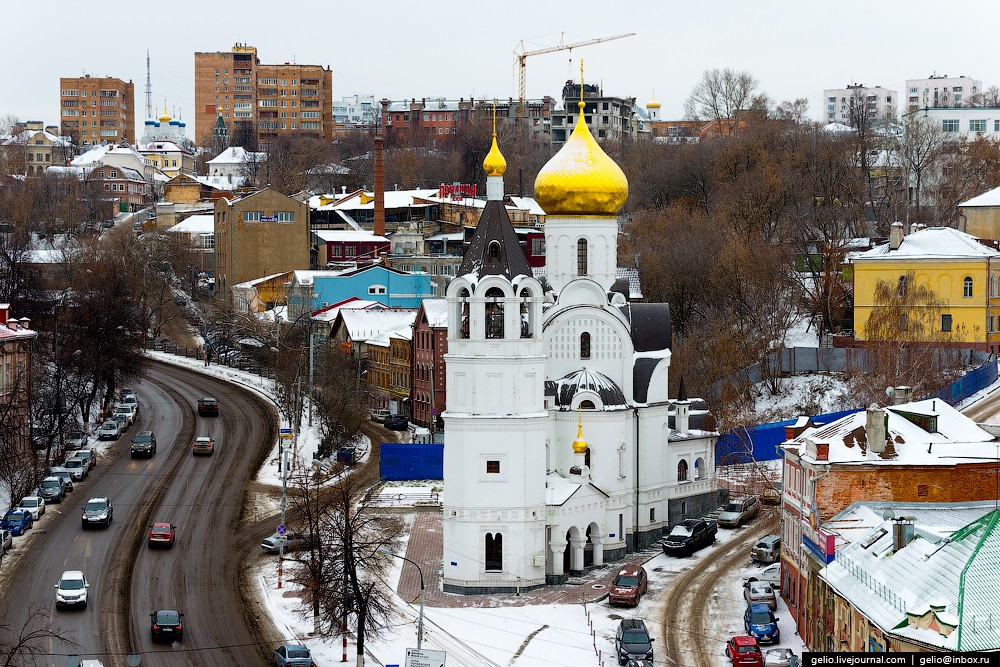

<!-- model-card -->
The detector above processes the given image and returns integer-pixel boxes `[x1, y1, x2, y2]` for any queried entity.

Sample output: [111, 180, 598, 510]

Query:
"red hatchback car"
[727, 636, 764, 667]
[148, 522, 176, 548]
[608, 564, 648, 606]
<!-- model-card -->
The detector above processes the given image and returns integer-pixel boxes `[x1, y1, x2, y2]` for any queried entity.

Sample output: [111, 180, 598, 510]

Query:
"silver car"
[63, 457, 88, 481]
[97, 420, 121, 440]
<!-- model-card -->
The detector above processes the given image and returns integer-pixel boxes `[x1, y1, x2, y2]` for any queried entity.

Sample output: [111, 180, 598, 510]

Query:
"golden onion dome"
[534, 101, 628, 216]
[646, 98, 661, 109]
[572, 420, 588, 454]
[483, 132, 507, 177]
[158, 108, 171, 123]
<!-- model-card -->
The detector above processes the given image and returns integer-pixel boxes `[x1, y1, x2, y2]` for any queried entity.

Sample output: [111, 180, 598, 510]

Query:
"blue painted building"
[286, 264, 433, 320]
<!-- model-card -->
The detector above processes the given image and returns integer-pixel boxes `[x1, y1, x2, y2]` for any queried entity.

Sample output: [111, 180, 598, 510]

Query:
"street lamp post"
[278, 448, 289, 589]
[378, 548, 424, 649]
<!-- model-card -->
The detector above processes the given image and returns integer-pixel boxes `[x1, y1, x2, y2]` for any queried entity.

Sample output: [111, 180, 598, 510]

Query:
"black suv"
[197, 397, 219, 416]
[615, 618, 654, 665]
[131, 431, 157, 458]
[81, 497, 113, 528]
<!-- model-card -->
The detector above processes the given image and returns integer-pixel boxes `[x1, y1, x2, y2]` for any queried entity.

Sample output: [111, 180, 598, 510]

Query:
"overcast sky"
[2, 0, 996, 139]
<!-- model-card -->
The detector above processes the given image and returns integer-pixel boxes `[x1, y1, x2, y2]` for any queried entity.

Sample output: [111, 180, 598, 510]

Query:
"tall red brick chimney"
[374, 134, 385, 238]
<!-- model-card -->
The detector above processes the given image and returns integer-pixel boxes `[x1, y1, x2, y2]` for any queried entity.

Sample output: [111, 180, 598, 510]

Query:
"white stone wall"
[544, 217, 619, 293]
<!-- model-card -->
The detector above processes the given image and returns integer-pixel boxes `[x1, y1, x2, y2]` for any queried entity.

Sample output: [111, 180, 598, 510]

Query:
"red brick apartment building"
[60, 75, 135, 148]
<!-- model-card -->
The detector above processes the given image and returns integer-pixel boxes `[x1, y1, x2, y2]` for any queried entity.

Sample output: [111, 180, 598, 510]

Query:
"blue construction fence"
[379, 443, 443, 481]
[716, 355, 999, 464]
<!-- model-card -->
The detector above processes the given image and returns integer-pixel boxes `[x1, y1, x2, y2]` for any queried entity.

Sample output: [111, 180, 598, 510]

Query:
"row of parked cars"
[370, 408, 408, 431]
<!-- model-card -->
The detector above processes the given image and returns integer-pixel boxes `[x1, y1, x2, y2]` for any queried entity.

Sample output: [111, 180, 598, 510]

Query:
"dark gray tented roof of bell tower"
[457, 199, 532, 280]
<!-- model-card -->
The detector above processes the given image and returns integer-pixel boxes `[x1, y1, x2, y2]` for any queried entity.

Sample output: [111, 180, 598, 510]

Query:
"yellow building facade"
[852, 225, 1000, 351]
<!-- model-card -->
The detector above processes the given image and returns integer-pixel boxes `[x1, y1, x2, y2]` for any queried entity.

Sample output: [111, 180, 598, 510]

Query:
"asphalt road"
[0, 360, 279, 667]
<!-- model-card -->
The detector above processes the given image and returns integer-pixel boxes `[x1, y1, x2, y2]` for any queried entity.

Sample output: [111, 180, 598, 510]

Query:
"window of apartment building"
[970, 120, 987, 132]
[243, 211, 261, 222]
[942, 119, 960, 132]
[423, 114, 428, 121]
[275, 211, 294, 222]
[964, 276, 974, 297]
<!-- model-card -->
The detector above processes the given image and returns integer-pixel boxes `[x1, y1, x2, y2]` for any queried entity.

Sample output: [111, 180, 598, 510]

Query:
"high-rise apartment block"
[194, 44, 333, 150]
[823, 83, 898, 124]
[60, 75, 135, 148]
[904, 75, 981, 111]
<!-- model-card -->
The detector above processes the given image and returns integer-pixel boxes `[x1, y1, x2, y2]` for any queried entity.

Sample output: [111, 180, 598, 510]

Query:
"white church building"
[441, 103, 720, 594]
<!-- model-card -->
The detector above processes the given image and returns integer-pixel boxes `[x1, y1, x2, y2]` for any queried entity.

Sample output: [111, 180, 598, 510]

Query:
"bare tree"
[963, 86, 1000, 108]
[894, 113, 947, 220]
[683, 68, 766, 137]
[0, 605, 78, 667]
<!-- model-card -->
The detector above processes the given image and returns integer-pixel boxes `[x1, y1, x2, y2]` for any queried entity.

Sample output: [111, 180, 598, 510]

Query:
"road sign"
[405, 648, 446, 667]
[280, 427, 293, 441]
[276, 524, 287, 536]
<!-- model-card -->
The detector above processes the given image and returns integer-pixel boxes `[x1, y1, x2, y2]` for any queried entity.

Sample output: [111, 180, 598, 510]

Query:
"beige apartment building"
[194, 43, 333, 150]
[214, 188, 310, 297]
[60, 75, 135, 148]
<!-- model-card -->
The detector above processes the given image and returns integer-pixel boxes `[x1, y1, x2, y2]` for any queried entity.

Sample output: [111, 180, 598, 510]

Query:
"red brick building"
[411, 298, 447, 431]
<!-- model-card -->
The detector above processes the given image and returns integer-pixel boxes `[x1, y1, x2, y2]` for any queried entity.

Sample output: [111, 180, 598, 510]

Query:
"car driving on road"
[54, 570, 89, 609]
[150, 609, 184, 642]
[130, 431, 157, 458]
[148, 522, 176, 548]
[192, 435, 215, 455]
[81, 497, 113, 529]
[274, 644, 317, 666]
[197, 397, 219, 416]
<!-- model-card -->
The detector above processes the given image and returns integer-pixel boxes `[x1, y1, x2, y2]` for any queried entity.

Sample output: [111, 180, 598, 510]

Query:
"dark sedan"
[150, 609, 184, 642]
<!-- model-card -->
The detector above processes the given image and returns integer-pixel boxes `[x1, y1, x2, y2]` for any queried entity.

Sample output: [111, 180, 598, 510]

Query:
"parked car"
[148, 522, 177, 548]
[64, 430, 89, 451]
[273, 644, 317, 666]
[17, 496, 45, 520]
[0, 529, 12, 556]
[120, 386, 137, 399]
[369, 408, 391, 423]
[261, 530, 311, 554]
[111, 413, 129, 434]
[48, 467, 75, 492]
[751, 535, 781, 565]
[54, 570, 89, 609]
[130, 431, 157, 458]
[113, 403, 136, 426]
[744, 580, 777, 610]
[97, 420, 122, 441]
[81, 497, 113, 529]
[63, 457, 89, 481]
[120, 392, 139, 411]
[726, 635, 764, 667]
[192, 436, 215, 456]
[384, 414, 408, 431]
[744, 602, 780, 644]
[660, 518, 717, 556]
[1, 510, 32, 536]
[38, 476, 66, 503]
[745, 563, 781, 590]
[609, 563, 648, 606]
[615, 618, 654, 665]
[197, 397, 220, 416]
[69, 448, 97, 471]
[719, 497, 760, 528]
[150, 609, 184, 641]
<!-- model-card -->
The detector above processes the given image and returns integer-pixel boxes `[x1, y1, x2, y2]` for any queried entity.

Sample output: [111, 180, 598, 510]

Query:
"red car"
[727, 636, 764, 667]
[148, 522, 177, 548]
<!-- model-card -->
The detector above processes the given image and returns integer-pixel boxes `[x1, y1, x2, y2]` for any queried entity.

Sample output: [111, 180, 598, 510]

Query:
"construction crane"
[514, 32, 635, 119]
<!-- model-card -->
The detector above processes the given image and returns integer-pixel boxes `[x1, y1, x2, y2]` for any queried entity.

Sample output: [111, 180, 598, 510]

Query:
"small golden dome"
[534, 101, 628, 216]
[572, 420, 588, 454]
[483, 133, 506, 177]
[646, 99, 661, 109]
[158, 107, 171, 123]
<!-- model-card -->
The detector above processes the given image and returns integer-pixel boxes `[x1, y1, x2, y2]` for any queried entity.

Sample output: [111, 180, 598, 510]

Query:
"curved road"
[0, 360, 280, 666]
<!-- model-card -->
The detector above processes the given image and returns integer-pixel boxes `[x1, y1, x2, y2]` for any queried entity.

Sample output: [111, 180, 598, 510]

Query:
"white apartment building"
[332, 94, 376, 128]
[905, 74, 980, 111]
[823, 84, 898, 124]
[911, 106, 1000, 141]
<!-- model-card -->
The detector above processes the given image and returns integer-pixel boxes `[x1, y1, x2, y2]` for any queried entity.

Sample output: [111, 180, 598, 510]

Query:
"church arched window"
[580, 332, 591, 359]
[488, 241, 500, 259]
[577, 239, 588, 275]
[485, 287, 505, 339]
[458, 288, 470, 339]
[485, 533, 503, 571]
[677, 459, 689, 482]
[579, 400, 596, 410]
[584, 446, 592, 468]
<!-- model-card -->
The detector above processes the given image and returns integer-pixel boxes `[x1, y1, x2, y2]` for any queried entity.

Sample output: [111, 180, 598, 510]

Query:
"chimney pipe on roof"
[866, 403, 887, 453]
[374, 134, 385, 237]
[892, 517, 915, 552]
[889, 221, 904, 251]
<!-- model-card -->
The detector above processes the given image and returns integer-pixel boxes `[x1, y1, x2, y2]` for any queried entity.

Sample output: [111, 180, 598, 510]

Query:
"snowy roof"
[313, 229, 389, 243]
[425, 232, 464, 242]
[336, 309, 417, 342]
[784, 399, 997, 466]
[312, 298, 384, 323]
[72, 143, 146, 166]
[821, 122, 854, 133]
[305, 162, 350, 175]
[2, 128, 71, 147]
[207, 146, 265, 165]
[507, 196, 546, 216]
[960, 185, 1000, 208]
[545, 369, 628, 410]
[545, 472, 581, 506]
[824, 501, 999, 552]
[167, 214, 214, 234]
[855, 226, 1000, 260]
[138, 141, 191, 155]
[194, 174, 240, 190]
[419, 298, 448, 328]
[333, 189, 439, 211]
[233, 272, 289, 289]
[820, 508, 1000, 651]
[289, 268, 355, 286]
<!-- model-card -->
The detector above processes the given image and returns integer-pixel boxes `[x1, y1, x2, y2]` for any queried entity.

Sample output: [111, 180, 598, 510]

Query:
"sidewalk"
[397, 512, 657, 609]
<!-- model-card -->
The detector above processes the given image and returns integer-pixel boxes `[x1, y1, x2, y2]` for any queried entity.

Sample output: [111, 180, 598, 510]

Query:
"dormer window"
[488, 241, 500, 259]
